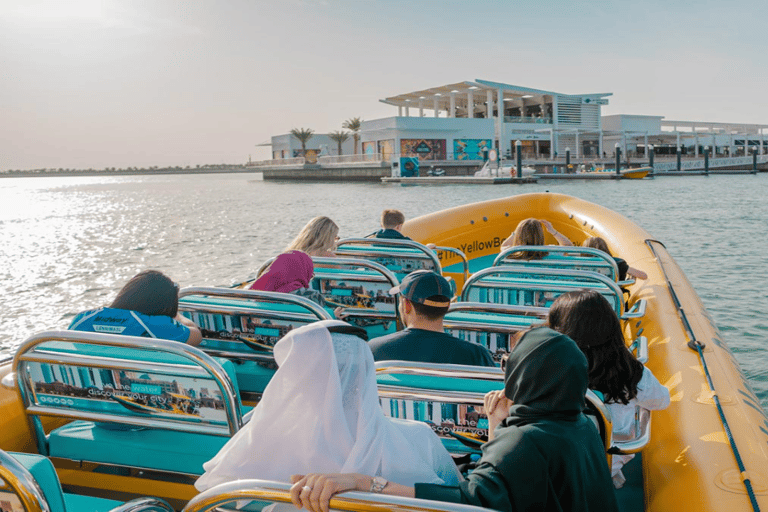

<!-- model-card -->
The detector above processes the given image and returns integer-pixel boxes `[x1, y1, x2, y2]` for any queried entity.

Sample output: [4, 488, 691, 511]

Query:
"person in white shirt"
[546, 289, 670, 488]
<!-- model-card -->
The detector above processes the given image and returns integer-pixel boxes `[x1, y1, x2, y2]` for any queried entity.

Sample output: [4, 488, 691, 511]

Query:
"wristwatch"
[370, 476, 388, 493]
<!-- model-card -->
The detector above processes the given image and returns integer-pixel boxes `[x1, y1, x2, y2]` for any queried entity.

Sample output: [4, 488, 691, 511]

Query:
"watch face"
[371, 476, 388, 493]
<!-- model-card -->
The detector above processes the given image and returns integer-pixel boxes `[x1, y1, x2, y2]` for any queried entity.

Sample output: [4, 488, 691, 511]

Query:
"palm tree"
[290, 128, 314, 156]
[328, 130, 350, 156]
[342, 117, 362, 155]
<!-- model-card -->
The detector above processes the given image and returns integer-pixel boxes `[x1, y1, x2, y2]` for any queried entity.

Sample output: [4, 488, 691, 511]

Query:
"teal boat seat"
[13, 331, 246, 477]
[375, 362, 504, 455]
[48, 421, 230, 476]
[443, 302, 547, 360]
[250, 255, 401, 339]
[311, 256, 401, 338]
[494, 245, 619, 281]
[461, 266, 625, 316]
[178, 287, 331, 399]
[1, 449, 172, 511]
[335, 238, 442, 275]
[335, 238, 470, 295]
[374, 362, 614, 462]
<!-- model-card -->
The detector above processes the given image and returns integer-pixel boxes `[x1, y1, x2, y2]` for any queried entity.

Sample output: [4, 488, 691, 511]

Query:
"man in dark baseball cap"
[368, 270, 495, 367]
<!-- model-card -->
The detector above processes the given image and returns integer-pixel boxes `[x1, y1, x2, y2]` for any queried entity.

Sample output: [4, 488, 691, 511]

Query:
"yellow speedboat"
[1, 192, 766, 511]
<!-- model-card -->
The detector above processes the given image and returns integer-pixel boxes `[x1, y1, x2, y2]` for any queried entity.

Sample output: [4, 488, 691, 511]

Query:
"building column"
[486, 89, 494, 119]
[535, 140, 540, 158]
[405, 106, 410, 116]
[433, 96, 439, 118]
[550, 129, 555, 158]
[449, 93, 456, 118]
[418, 98, 424, 117]
[676, 132, 680, 150]
[730, 133, 734, 156]
[497, 88, 505, 156]
[575, 131, 580, 158]
[398, 106, 403, 117]
[712, 134, 717, 155]
[599, 131, 604, 157]
[468, 90, 474, 119]
[694, 133, 699, 156]
[643, 134, 648, 157]
[761, 129, 765, 154]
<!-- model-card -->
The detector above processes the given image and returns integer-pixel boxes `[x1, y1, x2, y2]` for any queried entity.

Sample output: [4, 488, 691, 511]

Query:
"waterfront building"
[267, 133, 355, 161]
[263, 79, 768, 165]
[602, 115, 768, 158]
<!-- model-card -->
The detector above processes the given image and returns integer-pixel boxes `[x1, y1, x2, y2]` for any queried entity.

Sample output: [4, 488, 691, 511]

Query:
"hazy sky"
[2, 0, 767, 170]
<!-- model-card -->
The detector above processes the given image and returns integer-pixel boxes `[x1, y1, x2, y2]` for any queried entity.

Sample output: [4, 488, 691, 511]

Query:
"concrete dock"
[381, 175, 538, 185]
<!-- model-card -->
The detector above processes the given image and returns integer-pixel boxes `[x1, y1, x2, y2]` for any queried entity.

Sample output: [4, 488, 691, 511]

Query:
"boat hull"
[403, 193, 768, 511]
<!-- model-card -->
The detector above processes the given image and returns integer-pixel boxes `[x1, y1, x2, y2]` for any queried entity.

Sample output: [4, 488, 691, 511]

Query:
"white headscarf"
[195, 320, 458, 491]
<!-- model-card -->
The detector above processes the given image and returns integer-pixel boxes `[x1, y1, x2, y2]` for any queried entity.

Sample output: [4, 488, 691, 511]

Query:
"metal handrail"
[461, 266, 625, 315]
[376, 361, 504, 380]
[336, 237, 442, 269]
[179, 286, 331, 321]
[629, 335, 649, 364]
[494, 245, 619, 281]
[622, 299, 647, 320]
[434, 246, 469, 284]
[336, 238, 469, 292]
[448, 301, 549, 318]
[182, 479, 494, 512]
[609, 408, 651, 455]
[13, 331, 243, 454]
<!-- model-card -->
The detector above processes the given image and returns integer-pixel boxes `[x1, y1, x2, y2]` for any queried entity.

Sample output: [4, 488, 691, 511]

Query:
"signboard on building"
[401, 139, 447, 160]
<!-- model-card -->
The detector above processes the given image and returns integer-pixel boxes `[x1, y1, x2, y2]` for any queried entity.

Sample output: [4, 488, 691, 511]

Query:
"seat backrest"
[461, 266, 625, 316]
[311, 257, 402, 338]
[13, 331, 243, 456]
[336, 238, 470, 294]
[183, 479, 492, 512]
[494, 246, 619, 281]
[443, 302, 548, 362]
[335, 237, 443, 276]
[179, 287, 331, 361]
[375, 362, 504, 453]
[375, 362, 614, 462]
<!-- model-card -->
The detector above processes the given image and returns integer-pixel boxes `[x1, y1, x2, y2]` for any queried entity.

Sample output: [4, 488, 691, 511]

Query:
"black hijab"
[502, 326, 588, 427]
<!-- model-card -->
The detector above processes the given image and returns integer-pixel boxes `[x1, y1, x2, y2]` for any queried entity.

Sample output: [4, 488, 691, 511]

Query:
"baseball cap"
[389, 270, 452, 307]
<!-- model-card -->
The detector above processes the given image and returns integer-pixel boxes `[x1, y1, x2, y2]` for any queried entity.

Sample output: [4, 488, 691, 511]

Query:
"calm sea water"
[2, 173, 767, 409]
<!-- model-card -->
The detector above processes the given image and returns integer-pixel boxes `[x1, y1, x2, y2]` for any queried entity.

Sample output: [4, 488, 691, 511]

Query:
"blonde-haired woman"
[286, 216, 339, 258]
[500, 218, 572, 260]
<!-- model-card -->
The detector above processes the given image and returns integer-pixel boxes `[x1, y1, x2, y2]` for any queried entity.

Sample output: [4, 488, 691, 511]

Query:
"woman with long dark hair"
[69, 270, 202, 345]
[546, 289, 669, 487]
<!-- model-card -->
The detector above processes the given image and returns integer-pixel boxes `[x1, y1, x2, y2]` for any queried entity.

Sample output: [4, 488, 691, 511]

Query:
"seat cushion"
[48, 421, 232, 475]
[63, 493, 122, 512]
